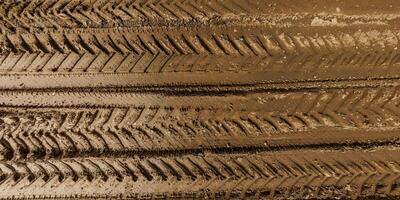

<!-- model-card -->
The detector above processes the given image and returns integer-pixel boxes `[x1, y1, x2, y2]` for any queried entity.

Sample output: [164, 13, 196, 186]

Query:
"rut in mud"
[0, 0, 399, 199]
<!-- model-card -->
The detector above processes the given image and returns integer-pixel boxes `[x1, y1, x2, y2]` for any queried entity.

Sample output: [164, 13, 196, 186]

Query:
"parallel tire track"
[0, 149, 398, 199]
[0, 1, 399, 199]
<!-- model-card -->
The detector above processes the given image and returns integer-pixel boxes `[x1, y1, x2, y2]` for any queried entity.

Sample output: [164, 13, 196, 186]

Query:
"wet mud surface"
[0, 0, 398, 199]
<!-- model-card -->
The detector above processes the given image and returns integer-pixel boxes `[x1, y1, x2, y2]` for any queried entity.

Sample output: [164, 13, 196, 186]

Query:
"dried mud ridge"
[0, 0, 400, 199]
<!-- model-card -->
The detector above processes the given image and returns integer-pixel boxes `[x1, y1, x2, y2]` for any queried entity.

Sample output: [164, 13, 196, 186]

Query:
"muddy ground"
[0, 0, 398, 199]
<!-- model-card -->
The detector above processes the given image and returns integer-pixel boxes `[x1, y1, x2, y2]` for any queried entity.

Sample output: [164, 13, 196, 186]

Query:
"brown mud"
[0, 0, 398, 199]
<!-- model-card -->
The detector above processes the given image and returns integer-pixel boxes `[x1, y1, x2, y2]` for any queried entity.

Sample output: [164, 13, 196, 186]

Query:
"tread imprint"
[0, 86, 399, 160]
[0, 149, 398, 199]
[0, 28, 398, 74]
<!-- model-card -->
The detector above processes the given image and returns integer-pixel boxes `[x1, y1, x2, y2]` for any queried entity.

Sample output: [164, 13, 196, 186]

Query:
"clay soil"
[0, 0, 398, 199]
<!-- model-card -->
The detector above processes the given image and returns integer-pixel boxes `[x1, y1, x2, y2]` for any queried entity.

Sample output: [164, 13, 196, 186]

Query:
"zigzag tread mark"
[1, 0, 398, 32]
[0, 28, 399, 73]
[1, 87, 400, 160]
[0, 0, 265, 31]
[0, 149, 398, 199]
[291, 87, 400, 128]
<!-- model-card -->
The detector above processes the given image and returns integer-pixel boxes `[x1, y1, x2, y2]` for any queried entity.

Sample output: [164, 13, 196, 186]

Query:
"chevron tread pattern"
[0, 87, 398, 160]
[0, 27, 398, 74]
[1, 0, 399, 32]
[0, 149, 398, 199]
[0, 0, 399, 199]
[0, 0, 268, 31]
[0, 0, 398, 87]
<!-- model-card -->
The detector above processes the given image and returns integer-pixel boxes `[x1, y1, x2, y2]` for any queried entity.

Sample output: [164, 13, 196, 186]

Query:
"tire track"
[0, 86, 399, 160]
[0, 0, 265, 31]
[0, 148, 398, 199]
[1, 26, 399, 72]
[0, 26, 399, 90]
[1, 0, 398, 32]
[0, 1, 399, 199]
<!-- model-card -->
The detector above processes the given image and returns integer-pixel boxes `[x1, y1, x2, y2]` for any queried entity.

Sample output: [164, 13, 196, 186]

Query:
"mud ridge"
[2, 73, 400, 91]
